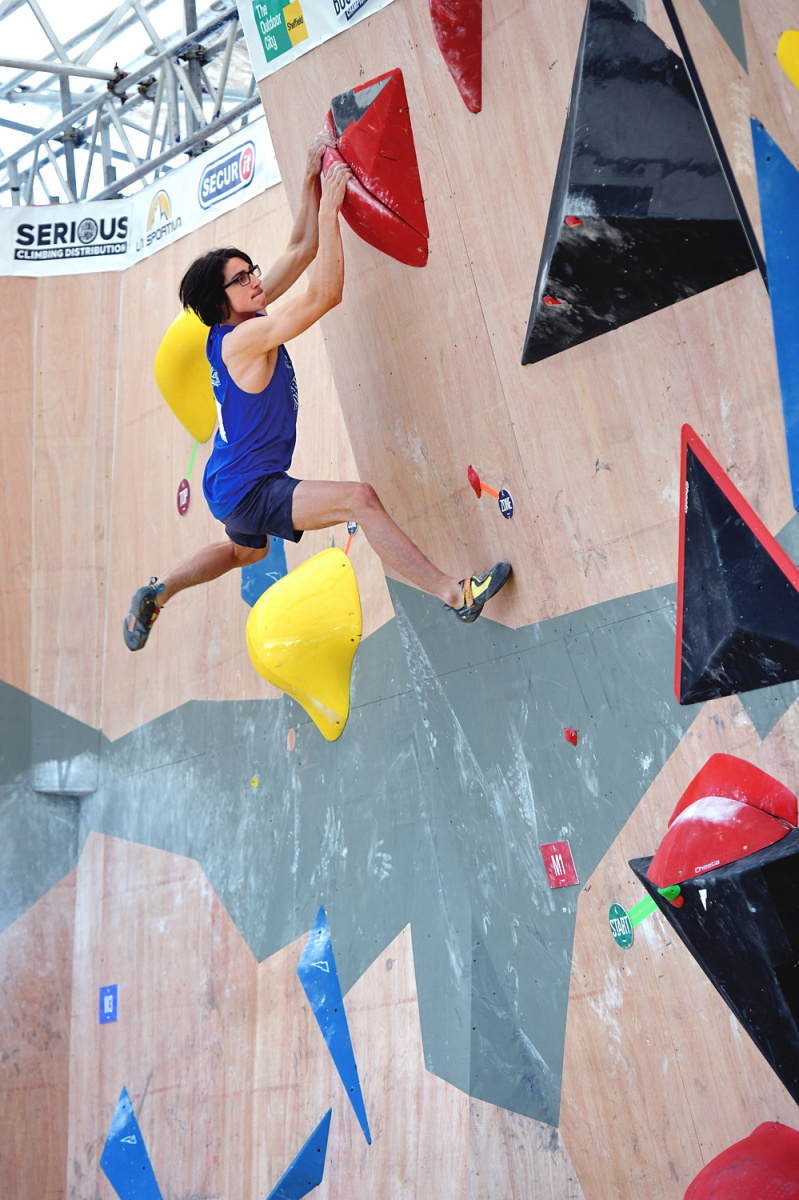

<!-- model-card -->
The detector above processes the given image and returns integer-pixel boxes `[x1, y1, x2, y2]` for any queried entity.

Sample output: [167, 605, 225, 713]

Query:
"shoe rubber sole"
[124, 580, 162, 651]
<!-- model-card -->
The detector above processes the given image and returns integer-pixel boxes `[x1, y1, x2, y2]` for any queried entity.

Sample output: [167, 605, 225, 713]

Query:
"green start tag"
[609, 902, 634, 949]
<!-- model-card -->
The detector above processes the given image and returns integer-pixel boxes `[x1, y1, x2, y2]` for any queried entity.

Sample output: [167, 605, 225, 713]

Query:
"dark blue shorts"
[222, 472, 304, 548]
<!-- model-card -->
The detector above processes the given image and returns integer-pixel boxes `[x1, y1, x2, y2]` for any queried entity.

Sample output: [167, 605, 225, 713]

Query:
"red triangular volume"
[338, 70, 428, 238]
[429, 0, 482, 114]
[675, 424, 799, 704]
[322, 69, 429, 268]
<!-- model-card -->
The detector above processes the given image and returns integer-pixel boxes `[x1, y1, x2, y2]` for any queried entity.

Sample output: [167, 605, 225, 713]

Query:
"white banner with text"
[0, 118, 280, 277]
[239, 0, 396, 82]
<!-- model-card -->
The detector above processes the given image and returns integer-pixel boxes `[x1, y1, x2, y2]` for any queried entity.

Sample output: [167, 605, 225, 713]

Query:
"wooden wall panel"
[251, 934, 338, 1200]
[30, 274, 119, 727]
[468, 1101, 585, 1200]
[66, 833, 258, 1200]
[17, 1, 792, 739]
[671, 271, 790, 530]
[253, 923, 586, 1200]
[560, 698, 799, 1198]
[63, 838, 584, 1200]
[0, 276, 35, 692]
[261, 4, 537, 617]
[261, 0, 791, 632]
[743, 0, 799, 173]
[0, 870, 75, 1200]
[324, 928, 471, 1200]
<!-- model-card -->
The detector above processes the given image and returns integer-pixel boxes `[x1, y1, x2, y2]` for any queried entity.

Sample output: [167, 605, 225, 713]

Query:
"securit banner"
[0, 119, 279, 277]
[240, 0, 396, 82]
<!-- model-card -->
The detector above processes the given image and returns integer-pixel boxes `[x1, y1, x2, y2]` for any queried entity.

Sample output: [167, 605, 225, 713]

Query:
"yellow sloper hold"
[154, 310, 217, 442]
[246, 548, 362, 741]
[778, 31, 799, 92]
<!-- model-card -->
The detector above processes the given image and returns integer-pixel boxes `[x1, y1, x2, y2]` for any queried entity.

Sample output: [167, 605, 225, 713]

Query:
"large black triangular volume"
[676, 425, 799, 704]
[630, 837, 799, 1107]
[522, 0, 756, 366]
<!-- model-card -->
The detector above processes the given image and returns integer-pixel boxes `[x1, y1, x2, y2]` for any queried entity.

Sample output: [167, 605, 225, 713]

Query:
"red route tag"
[177, 478, 190, 515]
[540, 840, 579, 888]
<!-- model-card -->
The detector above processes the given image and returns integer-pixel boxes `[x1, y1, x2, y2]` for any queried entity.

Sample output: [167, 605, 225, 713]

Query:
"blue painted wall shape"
[241, 537, 288, 606]
[266, 1108, 332, 1200]
[751, 120, 799, 512]
[100, 1086, 163, 1200]
[297, 906, 371, 1143]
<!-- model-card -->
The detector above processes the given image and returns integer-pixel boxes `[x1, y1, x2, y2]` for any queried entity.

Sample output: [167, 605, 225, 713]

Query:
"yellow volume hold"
[246, 548, 362, 741]
[777, 30, 799, 93]
[154, 310, 217, 442]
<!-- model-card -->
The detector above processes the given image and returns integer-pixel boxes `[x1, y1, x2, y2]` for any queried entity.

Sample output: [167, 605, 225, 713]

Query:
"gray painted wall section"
[1, 578, 705, 1125]
[695, 0, 747, 71]
[0, 683, 82, 929]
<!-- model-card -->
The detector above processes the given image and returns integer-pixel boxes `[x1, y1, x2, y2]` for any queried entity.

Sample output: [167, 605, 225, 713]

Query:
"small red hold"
[543, 295, 562, 307]
[564, 728, 578, 746]
[565, 216, 582, 227]
[429, 0, 483, 114]
[467, 464, 482, 498]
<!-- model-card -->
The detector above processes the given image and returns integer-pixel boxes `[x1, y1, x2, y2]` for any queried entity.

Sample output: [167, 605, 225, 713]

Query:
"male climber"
[124, 137, 511, 651]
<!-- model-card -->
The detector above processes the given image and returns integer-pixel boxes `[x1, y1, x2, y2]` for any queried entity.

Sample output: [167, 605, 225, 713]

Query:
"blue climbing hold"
[265, 1108, 332, 1200]
[751, 119, 799, 511]
[241, 537, 288, 606]
[297, 907, 371, 1144]
[100, 1086, 163, 1200]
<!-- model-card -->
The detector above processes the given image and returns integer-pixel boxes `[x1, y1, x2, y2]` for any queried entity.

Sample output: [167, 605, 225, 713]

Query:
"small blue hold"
[241, 537, 287, 607]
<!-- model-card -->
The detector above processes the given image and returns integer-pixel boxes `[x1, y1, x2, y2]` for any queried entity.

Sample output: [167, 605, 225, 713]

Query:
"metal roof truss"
[0, 0, 260, 205]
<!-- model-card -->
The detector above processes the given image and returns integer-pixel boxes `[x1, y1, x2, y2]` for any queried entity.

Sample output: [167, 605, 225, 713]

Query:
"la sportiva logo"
[140, 189, 182, 249]
[198, 142, 256, 209]
[14, 213, 129, 261]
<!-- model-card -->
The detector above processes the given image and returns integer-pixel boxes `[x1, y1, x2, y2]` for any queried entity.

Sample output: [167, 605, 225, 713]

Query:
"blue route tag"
[99, 984, 118, 1024]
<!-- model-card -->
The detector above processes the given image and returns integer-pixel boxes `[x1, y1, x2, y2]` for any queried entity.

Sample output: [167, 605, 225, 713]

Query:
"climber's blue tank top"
[202, 320, 299, 519]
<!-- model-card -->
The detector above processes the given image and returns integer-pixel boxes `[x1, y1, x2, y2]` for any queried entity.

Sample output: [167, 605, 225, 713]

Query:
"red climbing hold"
[322, 69, 428, 268]
[429, 0, 482, 114]
[647, 754, 797, 887]
[467, 464, 482, 498]
[564, 728, 578, 746]
[683, 1122, 799, 1199]
[671, 753, 798, 827]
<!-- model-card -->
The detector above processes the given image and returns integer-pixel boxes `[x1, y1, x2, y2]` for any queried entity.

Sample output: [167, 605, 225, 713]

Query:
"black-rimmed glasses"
[223, 264, 261, 289]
